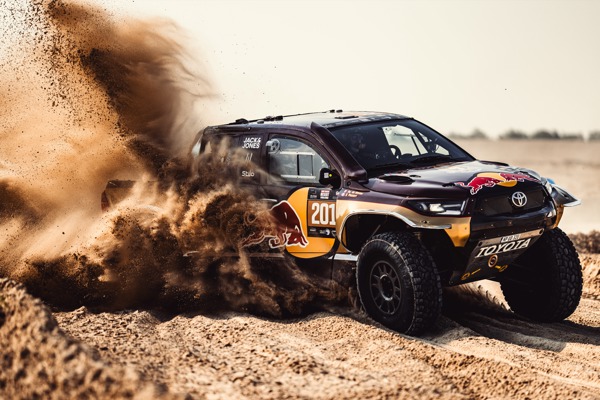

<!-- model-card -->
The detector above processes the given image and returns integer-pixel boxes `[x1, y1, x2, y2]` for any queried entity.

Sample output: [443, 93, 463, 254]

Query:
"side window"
[267, 136, 329, 185]
[201, 134, 263, 183]
[238, 134, 263, 181]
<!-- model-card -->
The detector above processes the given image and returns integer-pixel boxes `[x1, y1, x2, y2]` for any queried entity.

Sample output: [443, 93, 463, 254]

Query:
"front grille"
[473, 187, 548, 217]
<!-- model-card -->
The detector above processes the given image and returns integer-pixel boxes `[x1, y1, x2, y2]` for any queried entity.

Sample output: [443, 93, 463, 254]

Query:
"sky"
[11, 0, 600, 137]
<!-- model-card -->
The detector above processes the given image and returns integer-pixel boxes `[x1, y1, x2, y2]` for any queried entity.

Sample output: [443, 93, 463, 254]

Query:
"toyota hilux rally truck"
[105, 110, 583, 335]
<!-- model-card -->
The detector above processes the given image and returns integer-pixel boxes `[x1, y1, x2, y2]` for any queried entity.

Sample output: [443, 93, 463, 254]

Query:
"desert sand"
[2, 252, 599, 399]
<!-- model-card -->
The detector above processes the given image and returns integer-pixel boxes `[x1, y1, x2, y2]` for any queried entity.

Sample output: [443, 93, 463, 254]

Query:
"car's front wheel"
[356, 232, 442, 335]
[500, 227, 582, 322]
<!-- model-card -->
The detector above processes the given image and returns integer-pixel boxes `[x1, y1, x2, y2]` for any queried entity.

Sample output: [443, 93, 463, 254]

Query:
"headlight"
[406, 200, 466, 216]
[541, 177, 554, 195]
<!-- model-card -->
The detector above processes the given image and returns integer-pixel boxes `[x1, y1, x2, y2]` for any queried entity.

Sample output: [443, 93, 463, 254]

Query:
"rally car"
[105, 110, 583, 335]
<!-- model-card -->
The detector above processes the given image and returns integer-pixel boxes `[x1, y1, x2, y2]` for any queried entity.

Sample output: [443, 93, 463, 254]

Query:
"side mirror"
[319, 168, 341, 188]
[265, 139, 281, 154]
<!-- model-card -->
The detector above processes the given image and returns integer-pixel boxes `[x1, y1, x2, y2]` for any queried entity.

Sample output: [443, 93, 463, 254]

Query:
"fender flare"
[338, 209, 451, 251]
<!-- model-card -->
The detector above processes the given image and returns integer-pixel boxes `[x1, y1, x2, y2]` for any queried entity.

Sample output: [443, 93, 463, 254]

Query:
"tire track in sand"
[55, 303, 600, 398]
[52, 255, 600, 399]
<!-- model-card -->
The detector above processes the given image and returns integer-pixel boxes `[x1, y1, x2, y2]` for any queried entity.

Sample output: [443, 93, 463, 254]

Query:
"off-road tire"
[356, 232, 442, 335]
[500, 227, 582, 322]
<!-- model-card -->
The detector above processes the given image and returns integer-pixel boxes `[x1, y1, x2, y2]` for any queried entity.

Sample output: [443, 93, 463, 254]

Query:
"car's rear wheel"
[356, 232, 442, 335]
[500, 227, 582, 322]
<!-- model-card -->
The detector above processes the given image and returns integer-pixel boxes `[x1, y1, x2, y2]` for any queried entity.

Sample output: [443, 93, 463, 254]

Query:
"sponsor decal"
[461, 268, 481, 281]
[242, 136, 261, 149]
[494, 264, 509, 272]
[456, 231, 541, 284]
[475, 238, 531, 258]
[307, 188, 337, 238]
[487, 254, 499, 268]
[500, 233, 521, 243]
[242, 200, 309, 249]
[488, 253, 509, 272]
[456, 172, 539, 195]
[338, 189, 363, 198]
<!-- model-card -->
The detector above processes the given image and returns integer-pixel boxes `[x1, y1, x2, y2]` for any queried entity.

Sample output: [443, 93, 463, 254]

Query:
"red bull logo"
[242, 200, 309, 249]
[456, 172, 539, 195]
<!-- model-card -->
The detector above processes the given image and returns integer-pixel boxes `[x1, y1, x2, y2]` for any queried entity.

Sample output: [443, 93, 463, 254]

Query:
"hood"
[362, 161, 543, 198]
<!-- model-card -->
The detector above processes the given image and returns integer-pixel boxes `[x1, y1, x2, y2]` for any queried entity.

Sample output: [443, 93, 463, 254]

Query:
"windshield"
[330, 119, 473, 174]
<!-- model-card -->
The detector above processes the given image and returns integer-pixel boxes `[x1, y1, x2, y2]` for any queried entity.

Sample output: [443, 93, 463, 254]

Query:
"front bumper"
[447, 201, 557, 285]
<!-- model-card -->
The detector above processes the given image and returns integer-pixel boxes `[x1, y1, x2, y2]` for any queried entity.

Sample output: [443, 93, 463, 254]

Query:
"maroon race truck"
[103, 110, 582, 335]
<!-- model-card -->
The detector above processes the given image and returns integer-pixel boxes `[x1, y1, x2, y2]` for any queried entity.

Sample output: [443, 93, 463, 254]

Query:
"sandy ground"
[0, 253, 597, 399]
[55, 303, 600, 399]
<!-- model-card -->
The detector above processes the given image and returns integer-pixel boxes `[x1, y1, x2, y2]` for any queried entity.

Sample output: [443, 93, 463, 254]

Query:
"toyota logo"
[511, 191, 527, 208]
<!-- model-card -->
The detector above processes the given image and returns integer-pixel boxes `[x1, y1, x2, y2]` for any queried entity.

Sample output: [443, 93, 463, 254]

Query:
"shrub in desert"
[500, 129, 528, 140]
[569, 231, 600, 254]
[589, 131, 600, 141]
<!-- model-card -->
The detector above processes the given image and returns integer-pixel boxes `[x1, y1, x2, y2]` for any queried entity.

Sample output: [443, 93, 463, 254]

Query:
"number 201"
[310, 202, 335, 226]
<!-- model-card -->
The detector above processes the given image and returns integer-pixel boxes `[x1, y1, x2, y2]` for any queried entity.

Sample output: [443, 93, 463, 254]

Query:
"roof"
[215, 110, 411, 130]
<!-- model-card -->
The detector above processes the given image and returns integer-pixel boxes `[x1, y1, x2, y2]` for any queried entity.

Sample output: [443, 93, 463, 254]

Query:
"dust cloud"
[0, 0, 342, 316]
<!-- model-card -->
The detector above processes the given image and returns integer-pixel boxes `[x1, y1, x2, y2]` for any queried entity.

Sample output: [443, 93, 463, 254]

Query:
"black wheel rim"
[369, 260, 402, 315]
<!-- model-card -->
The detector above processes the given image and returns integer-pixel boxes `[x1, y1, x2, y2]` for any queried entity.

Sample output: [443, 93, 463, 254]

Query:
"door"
[263, 134, 339, 259]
